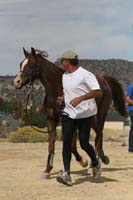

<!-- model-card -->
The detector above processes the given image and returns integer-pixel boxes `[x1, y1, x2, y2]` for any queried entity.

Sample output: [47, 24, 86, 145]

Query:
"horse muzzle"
[14, 74, 32, 89]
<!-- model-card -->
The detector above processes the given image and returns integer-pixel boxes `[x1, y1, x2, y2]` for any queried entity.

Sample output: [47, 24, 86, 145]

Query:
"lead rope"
[25, 83, 60, 134]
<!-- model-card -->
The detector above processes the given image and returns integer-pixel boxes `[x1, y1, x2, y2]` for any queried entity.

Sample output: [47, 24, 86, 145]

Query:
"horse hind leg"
[95, 132, 110, 165]
[71, 130, 88, 168]
[94, 122, 110, 165]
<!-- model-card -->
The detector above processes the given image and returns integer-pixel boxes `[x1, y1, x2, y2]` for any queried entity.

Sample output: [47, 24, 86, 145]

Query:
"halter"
[19, 62, 40, 88]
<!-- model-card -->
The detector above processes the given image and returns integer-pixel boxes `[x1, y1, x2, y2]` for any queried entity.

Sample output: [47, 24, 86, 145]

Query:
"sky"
[0, 0, 133, 75]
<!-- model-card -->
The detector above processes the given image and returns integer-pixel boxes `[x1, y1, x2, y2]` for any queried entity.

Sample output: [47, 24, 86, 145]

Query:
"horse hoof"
[79, 158, 88, 168]
[103, 156, 110, 165]
[41, 172, 51, 179]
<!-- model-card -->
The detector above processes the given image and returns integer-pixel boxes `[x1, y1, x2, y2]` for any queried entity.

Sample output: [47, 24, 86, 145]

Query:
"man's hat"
[61, 51, 78, 59]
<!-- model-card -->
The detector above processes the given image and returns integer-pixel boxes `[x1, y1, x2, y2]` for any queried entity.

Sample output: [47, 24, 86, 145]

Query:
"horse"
[13, 47, 127, 178]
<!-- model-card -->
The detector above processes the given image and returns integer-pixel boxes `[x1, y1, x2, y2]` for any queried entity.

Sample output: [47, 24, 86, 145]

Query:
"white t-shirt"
[63, 67, 100, 119]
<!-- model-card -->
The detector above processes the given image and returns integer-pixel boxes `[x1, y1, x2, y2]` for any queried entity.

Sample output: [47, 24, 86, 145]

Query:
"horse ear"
[23, 47, 28, 58]
[31, 47, 36, 58]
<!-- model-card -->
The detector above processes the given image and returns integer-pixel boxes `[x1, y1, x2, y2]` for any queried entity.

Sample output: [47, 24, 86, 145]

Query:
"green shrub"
[8, 126, 48, 143]
[0, 101, 12, 113]
[24, 110, 47, 128]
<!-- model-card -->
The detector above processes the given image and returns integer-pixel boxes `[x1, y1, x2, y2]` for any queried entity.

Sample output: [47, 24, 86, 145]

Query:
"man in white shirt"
[56, 51, 102, 186]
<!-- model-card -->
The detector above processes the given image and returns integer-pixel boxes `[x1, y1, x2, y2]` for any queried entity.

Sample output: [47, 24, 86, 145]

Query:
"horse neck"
[38, 58, 63, 96]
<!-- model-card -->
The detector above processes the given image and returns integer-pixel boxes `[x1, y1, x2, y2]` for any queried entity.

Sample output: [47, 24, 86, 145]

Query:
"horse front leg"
[71, 130, 88, 168]
[44, 111, 57, 178]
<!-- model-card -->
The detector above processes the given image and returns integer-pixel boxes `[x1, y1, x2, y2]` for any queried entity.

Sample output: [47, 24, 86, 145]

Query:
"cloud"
[0, 0, 133, 75]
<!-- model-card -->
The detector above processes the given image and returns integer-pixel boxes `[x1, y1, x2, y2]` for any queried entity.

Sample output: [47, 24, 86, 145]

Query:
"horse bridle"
[19, 62, 40, 87]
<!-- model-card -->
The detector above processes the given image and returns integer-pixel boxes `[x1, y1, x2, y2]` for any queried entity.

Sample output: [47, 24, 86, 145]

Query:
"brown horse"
[13, 47, 127, 177]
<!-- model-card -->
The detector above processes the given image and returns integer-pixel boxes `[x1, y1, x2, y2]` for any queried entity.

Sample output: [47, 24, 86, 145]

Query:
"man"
[126, 84, 133, 152]
[56, 51, 102, 186]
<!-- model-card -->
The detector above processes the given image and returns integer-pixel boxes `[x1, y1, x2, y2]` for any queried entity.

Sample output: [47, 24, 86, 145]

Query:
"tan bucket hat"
[61, 51, 78, 59]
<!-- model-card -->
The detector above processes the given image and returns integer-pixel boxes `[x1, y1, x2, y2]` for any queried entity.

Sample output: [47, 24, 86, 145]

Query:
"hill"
[78, 59, 133, 90]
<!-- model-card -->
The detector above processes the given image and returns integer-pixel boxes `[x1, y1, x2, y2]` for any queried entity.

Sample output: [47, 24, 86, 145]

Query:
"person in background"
[126, 84, 133, 152]
[56, 50, 102, 186]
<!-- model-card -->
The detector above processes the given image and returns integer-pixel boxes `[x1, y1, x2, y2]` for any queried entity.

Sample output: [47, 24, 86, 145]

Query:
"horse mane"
[34, 48, 65, 74]
[35, 49, 49, 59]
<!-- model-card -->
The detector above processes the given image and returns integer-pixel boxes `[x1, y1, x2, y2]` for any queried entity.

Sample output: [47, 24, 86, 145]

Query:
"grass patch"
[8, 126, 48, 143]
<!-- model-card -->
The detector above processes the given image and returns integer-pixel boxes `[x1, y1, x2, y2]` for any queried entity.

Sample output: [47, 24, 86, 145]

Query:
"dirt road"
[0, 136, 133, 200]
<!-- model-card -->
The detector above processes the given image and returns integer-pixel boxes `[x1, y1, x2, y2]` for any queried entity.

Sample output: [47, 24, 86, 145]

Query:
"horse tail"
[103, 76, 127, 117]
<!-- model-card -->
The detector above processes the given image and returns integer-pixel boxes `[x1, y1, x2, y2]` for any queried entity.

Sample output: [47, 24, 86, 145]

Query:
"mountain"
[0, 58, 133, 96]
[78, 59, 133, 90]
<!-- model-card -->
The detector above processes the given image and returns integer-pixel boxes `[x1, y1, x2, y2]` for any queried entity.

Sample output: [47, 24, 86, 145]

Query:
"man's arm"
[70, 89, 102, 107]
[126, 85, 133, 105]
[126, 96, 133, 105]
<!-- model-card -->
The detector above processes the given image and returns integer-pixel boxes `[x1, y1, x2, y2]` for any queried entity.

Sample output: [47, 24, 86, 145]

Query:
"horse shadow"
[71, 166, 133, 185]
[102, 167, 133, 172]
[73, 176, 119, 185]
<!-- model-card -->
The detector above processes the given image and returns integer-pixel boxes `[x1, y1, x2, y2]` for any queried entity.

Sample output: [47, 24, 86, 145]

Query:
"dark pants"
[62, 114, 98, 174]
[129, 111, 133, 152]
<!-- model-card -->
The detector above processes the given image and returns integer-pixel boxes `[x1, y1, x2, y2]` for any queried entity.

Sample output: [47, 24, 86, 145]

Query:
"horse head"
[14, 47, 47, 89]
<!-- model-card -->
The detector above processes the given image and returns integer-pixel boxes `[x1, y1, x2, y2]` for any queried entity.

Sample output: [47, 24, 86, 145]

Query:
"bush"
[8, 126, 48, 143]
[0, 101, 12, 113]
[24, 110, 47, 128]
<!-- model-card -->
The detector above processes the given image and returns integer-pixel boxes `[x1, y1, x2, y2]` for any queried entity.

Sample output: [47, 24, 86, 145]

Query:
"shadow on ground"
[73, 175, 119, 185]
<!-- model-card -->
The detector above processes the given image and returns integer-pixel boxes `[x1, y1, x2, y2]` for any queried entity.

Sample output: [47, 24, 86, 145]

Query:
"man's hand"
[70, 97, 83, 107]
[126, 96, 133, 105]
[56, 96, 64, 106]
[70, 90, 102, 108]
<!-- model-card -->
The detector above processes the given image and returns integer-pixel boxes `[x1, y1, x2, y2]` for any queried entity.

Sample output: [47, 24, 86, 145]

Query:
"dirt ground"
[0, 129, 133, 200]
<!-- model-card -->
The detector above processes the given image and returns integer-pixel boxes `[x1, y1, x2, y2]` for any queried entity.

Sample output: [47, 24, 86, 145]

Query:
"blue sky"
[0, 0, 133, 75]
